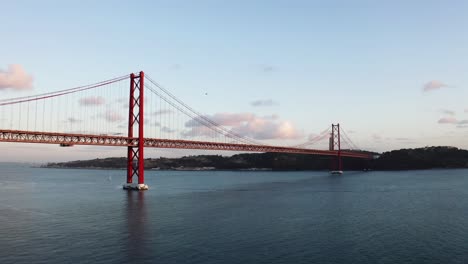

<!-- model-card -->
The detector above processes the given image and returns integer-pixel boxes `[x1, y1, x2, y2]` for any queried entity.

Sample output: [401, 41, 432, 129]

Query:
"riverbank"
[42, 146, 468, 171]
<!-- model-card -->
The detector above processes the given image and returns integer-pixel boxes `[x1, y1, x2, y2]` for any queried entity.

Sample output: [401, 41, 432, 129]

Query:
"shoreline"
[37, 166, 468, 172]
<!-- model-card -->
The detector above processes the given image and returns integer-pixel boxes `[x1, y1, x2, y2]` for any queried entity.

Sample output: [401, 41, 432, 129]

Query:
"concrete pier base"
[123, 183, 149, 191]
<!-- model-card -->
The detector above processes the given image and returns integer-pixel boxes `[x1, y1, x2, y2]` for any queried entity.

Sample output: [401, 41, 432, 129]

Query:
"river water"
[0, 164, 467, 263]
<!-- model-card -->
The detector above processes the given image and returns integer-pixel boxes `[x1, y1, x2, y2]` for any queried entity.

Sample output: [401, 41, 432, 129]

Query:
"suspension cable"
[293, 126, 331, 148]
[0, 75, 128, 106]
[144, 75, 262, 145]
[341, 127, 360, 150]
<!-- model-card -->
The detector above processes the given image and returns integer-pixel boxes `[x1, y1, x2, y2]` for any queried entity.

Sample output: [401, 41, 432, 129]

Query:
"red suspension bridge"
[0, 71, 373, 190]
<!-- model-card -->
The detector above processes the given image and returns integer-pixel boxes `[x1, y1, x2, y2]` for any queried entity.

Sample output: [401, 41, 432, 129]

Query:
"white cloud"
[438, 117, 458, 124]
[67, 117, 82, 123]
[0, 64, 33, 90]
[79, 96, 105, 106]
[437, 117, 468, 128]
[262, 65, 276, 72]
[161, 126, 176, 133]
[232, 119, 301, 140]
[440, 109, 455, 116]
[153, 110, 173, 115]
[183, 112, 302, 140]
[251, 99, 279, 107]
[395, 137, 411, 141]
[185, 113, 255, 127]
[103, 110, 124, 122]
[307, 133, 329, 142]
[262, 114, 279, 120]
[423, 80, 449, 92]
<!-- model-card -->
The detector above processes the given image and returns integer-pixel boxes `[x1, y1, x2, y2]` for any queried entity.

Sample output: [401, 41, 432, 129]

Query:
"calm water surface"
[1, 163, 468, 263]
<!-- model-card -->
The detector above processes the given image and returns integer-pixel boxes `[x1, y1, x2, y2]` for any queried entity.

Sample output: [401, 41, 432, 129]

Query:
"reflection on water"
[125, 190, 149, 262]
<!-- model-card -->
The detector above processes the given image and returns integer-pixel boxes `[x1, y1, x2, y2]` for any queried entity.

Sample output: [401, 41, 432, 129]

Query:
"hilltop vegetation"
[43, 146, 468, 171]
[44, 152, 369, 171]
[373, 146, 468, 170]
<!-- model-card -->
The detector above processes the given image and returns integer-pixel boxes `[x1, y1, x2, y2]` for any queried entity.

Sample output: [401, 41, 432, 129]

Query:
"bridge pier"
[123, 183, 149, 191]
[123, 71, 149, 191]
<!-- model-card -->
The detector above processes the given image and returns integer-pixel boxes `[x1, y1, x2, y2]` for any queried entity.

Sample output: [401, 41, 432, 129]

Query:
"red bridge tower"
[329, 123, 343, 174]
[123, 71, 149, 190]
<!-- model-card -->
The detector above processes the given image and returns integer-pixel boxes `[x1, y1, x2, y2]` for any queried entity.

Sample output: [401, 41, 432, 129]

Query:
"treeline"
[372, 146, 468, 170]
[44, 152, 370, 171]
[43, 146, 468, 171]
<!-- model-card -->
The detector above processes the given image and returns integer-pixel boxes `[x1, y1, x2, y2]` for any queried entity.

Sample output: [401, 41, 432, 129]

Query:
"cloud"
[153, 110, 173, 115]
[423, 80, 449, 92]
[161, 126, 176, 133]
[372, 134, 382, 141]
[308, 133, 329, 141]
[232, 120, 301, 140]
[116, 98, 129, 108]
[261, 65, 277, 72]
[393, 137, 417, 144]
[465, 108, 468, 113]
[251, 99, 279, 107]
[67, 117, 82, 123]
[103, 110, 124, 122]
[440, 109, 455, 116]
[438, 117, 458, 124]
[116, 98, 127, 104]
[183, 112, 302, 140]
[80, 96, 105, 106]
[263, 114, 279, 120]
[437, 117, 468, 128]
[0, 64, 34, 90]
[185, 112, 255, 127]
[181, 127, 215, 138]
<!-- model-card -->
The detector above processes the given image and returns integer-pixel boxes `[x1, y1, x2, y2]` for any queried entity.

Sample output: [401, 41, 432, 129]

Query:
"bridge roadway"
[0, 129, 372, 159]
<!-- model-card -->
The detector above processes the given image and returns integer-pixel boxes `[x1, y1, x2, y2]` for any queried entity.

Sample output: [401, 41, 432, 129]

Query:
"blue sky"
[1, 0, 468, 162]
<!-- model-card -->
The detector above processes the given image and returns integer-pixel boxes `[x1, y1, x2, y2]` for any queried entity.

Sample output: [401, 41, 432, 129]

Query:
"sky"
[1, 0, 468, 162]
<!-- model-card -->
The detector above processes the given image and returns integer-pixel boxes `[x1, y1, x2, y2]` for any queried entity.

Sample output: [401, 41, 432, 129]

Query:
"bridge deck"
[0, 129, 372, 159]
